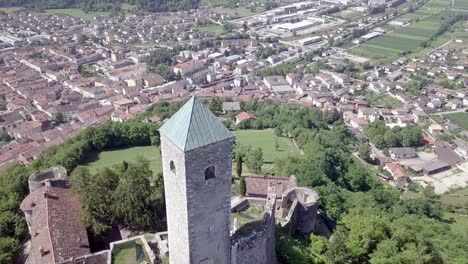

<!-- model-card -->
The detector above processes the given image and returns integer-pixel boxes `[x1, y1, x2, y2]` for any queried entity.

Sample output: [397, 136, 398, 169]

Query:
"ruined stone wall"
[28, 166, 68, 193]
[230, 183, 277, 264]
[280, 187, 319, 235]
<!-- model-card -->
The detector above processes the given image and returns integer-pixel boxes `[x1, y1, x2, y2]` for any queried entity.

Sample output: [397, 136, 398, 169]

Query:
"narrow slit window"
[170, 161, 176, 173]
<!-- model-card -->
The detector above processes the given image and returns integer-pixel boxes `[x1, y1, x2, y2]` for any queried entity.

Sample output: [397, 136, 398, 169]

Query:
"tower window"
[205, 166, 215, 180]
[170, 161, 176, 173]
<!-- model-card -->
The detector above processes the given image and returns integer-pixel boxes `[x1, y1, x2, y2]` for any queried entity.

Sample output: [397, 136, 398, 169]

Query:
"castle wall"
[231, 184, 277, 264]
[280, 187, 319, 235]
[28, 166, 67, 193]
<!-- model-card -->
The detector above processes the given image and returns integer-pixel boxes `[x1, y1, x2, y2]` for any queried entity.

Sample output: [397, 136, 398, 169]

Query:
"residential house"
[454, 139, 468, 159]
[384, 163, 407, 188]
[235, 111, 256, 125]
[389, 147, 417, 159]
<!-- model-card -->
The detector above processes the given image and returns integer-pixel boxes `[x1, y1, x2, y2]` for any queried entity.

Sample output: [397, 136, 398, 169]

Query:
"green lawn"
[453, 0, 468, 9]
[364, 92, 404, 109]
[197, 24, 225, 34]
[213, 6, 265, 17]
[444, 113, 468, 130]
[233, 129, 300, 173]
[84, 146, 162, 175]
[84, 130, 298, 176]
[112, 239, 150, 264]
[0, 7, 24, 13]
[439, 187, 468, 206]
[44, 8, 109, 20]
[446, 212, 468, 235]
[231, 205, 264, 237]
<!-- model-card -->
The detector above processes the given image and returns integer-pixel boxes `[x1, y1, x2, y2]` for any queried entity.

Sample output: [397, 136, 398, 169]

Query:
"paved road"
[434, 108, 468, 115]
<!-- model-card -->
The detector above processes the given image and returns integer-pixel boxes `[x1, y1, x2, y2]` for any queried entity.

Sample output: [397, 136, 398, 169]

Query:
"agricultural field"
[453, 0, 468, 10]
[443, 113, 468, 130]
[44, 8, 109, 20]
[233, 129, 300, 173]
[349, 0, 452, 60]
[84, 146, 162, 175]
[213, 6, 265, 17]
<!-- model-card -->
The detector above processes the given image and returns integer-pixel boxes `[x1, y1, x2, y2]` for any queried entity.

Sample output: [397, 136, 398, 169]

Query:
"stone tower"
[159, 97, 233, 264]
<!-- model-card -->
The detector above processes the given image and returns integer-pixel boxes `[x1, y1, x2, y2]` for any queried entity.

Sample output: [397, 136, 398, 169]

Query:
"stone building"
[159, 96, 234, 264]
[158, 97, 321, 264]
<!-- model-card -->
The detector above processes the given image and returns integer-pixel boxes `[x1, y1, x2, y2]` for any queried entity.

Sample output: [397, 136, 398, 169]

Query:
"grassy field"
[197, 23, 225, 34]
[446, 212, 468, 235]
[83, 129, 298, 176]
[213, 6, 265, 17]
[0, 7, 24, 13]
[84, 146, 162, 174]
[453, 0, 468, 10]
[443, 113, 468, 130]
[364, 92, 404, 109]
[233, 129, 300, 173]
[44, 8, 109, 20]
[440, 187, 468, 206]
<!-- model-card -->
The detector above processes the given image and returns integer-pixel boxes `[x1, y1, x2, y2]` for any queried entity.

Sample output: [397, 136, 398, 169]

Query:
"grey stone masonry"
[161, 135, 233, 264]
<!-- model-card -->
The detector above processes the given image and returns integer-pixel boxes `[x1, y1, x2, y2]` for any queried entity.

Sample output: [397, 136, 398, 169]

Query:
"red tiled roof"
[235, 111, 256, 122]
[245, 175, 296, 198]
[385, 163, 406, 178]
[20, 186, 90, 263]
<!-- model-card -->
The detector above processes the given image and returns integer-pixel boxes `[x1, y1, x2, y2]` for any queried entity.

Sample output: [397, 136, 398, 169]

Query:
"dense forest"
[0, 0, 200, 12]
[0, 99, 467, 264]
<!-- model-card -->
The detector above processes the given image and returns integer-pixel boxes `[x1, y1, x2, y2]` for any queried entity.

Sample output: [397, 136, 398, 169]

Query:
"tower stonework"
[159, 97, 233, 264]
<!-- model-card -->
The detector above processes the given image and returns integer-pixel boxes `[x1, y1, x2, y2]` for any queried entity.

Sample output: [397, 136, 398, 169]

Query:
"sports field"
[84, 146, 162, 174]
[443, 112, 468, 130]
[233, 129, 300, 173]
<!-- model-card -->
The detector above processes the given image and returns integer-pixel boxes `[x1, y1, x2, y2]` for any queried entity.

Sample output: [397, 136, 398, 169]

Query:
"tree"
[0, 131, 10, 142]
[235, 153, 243, 178]
[358, 144, 371, 161]
[112, 157, 157, 229]
[0, 237, 20, 264]
[239, 176, 246, 197]
[52, 112, 64, 123]
[246, 147, 263, 174]
[71, 166, 119, 234]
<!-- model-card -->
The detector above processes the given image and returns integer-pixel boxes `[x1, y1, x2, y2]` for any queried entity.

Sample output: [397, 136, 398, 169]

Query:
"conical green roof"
[159, 97, 233, 151]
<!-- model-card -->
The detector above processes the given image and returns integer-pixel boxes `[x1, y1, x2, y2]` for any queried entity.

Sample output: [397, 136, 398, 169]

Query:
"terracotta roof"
[20, 186, 90, 264]
[235, 111, 256, 122]
[245, 175, 296, 198]
[385, 163, 406, 178]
